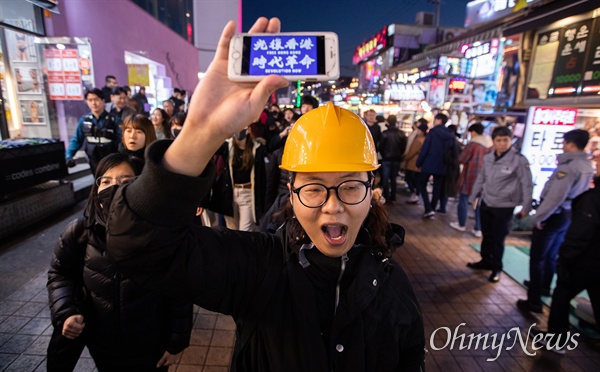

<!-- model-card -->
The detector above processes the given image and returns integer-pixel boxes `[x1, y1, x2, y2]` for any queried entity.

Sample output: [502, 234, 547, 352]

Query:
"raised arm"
[162, 18, 288, 177]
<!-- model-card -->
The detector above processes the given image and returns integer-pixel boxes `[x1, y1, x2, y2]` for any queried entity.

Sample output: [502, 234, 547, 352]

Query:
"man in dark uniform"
[518, 129, 594, 313]
[101, 75, 117, 102]
[65, 88, 120, 175]
[530, 154, 600, 354]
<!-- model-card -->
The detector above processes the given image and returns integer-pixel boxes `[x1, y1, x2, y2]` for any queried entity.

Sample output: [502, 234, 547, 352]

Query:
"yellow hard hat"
[280, 102, 379, 172]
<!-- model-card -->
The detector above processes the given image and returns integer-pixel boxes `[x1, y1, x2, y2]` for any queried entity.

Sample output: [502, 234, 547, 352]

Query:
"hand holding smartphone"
[228, 32, 340, 82]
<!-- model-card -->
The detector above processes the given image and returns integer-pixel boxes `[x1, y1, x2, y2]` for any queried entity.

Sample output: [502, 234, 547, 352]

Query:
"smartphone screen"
[241, 35, 326, 76]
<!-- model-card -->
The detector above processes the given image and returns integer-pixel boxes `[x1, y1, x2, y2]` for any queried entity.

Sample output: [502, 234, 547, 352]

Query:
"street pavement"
[0, 191, 599, 371]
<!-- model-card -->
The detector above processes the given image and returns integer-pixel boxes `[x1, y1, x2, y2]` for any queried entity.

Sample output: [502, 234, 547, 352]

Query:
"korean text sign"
[248, 35, 318, 76]
[521, 106, 577, 201]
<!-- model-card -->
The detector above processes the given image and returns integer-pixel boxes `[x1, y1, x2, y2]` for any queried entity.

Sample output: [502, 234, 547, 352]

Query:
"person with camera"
[105, 18, 425, 371]
[65, 88, 121, 175]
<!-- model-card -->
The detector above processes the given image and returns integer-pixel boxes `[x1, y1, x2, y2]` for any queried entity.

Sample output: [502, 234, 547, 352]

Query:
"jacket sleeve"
[47, 219, 85, 328]
[404, 140, 421, 162]
[106, 140, 281, 319]
[558, 190, 600, 265]
[65, 118, 85, 159]
[393, 266, 426, 371]
[469, 157, 486, 204]
[517, 155, 534, 215]
[534, 165, 575, 224]
[166, 300, 193, 354]
[415, 136, 431, 168]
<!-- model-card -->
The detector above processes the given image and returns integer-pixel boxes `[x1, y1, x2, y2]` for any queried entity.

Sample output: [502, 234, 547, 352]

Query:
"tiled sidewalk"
[1, 194, 599, 371]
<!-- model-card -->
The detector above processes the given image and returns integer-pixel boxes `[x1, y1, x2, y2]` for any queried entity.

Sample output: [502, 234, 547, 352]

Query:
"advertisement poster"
[19, 100, 46, 125]
[44, 47, 83, 100]
[13, 66, 42, 94]
[548, 19, 594, 96]
[127, 64, 150, 86]
[521, 106, 577, 200]
[581, 17, 600, 95]
[5, 27, 38, 63]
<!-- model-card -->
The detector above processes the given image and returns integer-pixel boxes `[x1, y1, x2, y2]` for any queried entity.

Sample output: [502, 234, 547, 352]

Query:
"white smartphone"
[228, 32, 339, 82]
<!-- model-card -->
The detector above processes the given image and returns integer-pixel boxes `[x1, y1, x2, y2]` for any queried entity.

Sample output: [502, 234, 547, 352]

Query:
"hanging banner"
[548, 19, 594, 97]
[127, 64, 150, 86]
[44, 47, 83, 100]
[581, 17, 600, 95]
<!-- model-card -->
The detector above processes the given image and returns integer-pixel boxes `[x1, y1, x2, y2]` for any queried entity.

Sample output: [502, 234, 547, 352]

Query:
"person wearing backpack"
[47, 153, 192, 371]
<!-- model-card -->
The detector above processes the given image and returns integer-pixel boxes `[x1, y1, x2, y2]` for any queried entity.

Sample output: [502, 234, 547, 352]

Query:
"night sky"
[242, 0, 471, 76]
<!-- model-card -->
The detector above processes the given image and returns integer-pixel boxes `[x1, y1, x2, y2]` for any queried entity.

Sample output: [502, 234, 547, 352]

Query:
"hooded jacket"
[106, 140, 426, 372]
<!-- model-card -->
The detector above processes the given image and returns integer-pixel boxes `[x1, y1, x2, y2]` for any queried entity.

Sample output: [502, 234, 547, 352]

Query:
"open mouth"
[321, 224, 348, 245]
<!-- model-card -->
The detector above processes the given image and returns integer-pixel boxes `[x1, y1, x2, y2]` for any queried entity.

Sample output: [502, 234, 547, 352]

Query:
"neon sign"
[353, 27, 388, 65]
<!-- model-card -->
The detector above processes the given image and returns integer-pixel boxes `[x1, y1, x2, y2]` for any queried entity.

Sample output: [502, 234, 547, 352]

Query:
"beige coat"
[404, 136, 424, 172]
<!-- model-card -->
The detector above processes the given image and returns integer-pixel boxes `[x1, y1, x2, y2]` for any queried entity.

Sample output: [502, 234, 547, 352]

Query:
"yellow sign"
[127, 64, 150, 86]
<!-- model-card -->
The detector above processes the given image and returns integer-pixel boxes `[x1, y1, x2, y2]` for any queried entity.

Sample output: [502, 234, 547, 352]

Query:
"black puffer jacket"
[47, 220, 193, 366]
[106, 140, 426, 372]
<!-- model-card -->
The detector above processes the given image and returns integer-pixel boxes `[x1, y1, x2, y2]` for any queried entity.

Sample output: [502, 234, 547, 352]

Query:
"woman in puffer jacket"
[47, 153, 193, 371]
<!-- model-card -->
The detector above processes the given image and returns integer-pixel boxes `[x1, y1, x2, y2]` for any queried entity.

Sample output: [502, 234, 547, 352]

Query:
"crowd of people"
[50, 17, 600, 370]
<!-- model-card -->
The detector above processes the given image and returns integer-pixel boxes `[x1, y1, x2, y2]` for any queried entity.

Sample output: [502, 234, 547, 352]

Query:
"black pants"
[548, 262, 600, 340]
[404, 170, 419, 194]
[479, 201, 514, 271]
[527, 211, 571, 305]
[418, 173, 445, 213]
[47, 325, 86, 372]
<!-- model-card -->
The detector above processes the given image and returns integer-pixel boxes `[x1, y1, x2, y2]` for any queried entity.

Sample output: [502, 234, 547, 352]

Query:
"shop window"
[0, 1, 45, 35]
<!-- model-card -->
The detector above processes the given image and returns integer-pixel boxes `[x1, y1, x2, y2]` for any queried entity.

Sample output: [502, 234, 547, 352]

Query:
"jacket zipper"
[334, 253, 349, 314]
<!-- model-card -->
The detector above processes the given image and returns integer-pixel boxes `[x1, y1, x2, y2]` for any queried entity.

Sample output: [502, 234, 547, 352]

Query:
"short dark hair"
[491, 126, 512, 139]
[434, 113, 448, 125]
[111, 87, 126, 96]
[173, 88, 181, 94]
[563, 129, 590, 150]
[123, 85, 131, 93]
[84, 153, 143, 227]
[386, 115, 397, 128]
[84, 88, 104, 100]
[468, 123, 484, 135]
[105, 75, 116, 82]
[416, 118, 428, 127]
[301, 95, 319, 109]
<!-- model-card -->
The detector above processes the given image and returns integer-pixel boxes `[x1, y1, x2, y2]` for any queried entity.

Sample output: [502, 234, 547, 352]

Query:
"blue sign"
[248, 35, 318, 76]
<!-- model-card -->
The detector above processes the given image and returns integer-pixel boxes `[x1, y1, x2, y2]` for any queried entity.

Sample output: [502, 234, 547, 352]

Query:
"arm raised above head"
[163, 18, 288, 177]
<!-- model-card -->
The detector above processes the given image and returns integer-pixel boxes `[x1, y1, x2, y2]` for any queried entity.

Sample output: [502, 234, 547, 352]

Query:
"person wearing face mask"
[105, 17, 424, 372]
[169, 112, 186, 138]
[118, 114, 157, 162]
[47, 153, 192, 371]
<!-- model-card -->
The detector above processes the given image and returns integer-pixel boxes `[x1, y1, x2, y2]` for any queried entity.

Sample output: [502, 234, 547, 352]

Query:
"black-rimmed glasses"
[291, 180, 372, 208]
[95, 175, 138, 188]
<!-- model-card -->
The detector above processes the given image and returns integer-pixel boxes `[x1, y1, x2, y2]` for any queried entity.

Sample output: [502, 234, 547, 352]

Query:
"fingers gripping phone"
[228, 32, 340, 82]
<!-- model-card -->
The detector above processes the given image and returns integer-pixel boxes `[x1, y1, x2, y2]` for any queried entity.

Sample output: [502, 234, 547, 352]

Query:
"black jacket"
[47, 219, 193, 365]
[107, 140, 426, 371]
[558, 176, 600, 268]
[379, 127, 407, 162]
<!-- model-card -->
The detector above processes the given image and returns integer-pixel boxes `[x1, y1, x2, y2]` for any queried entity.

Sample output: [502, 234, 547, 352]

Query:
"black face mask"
[172, 128, 181, 137]
[235, 130, 247, 141]
[95, 185, 119, 225]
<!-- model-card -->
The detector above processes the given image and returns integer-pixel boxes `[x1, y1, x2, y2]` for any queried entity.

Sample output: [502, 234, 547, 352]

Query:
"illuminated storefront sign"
[463, 39, 499, 78]
[465, 0, 538, 27]
[353, 26, 388, 65]
[437, 55, 468, 77]
[521, 106, 577, 200]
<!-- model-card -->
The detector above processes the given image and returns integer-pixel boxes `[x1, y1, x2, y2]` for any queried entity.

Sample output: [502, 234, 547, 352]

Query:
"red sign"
[353, 27, 387, 65]
[45, 48, 83, 100]
[78, 57, 91, 70]
[531, 107, 578, 125]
